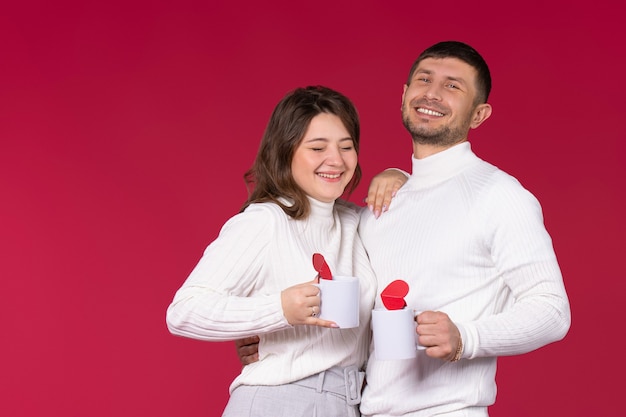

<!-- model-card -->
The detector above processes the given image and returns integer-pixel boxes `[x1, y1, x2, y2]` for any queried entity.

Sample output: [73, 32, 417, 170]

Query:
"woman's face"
[291, 113, 358, 203]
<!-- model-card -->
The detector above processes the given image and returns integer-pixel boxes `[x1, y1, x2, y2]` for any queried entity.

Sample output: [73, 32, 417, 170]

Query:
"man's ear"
[401, 84, 408, 109]
[470, 103, 492, 129]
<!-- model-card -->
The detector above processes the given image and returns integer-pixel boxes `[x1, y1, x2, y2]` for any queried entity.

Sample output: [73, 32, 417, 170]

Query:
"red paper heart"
[380, 279, 409, 310]
[312, 253, 333, 280]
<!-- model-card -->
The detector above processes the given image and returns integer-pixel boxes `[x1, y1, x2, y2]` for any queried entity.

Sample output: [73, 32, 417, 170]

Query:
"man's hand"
[365, 168, 409, 219]
[415, 311, 462, 362]
[235, 336, 260, 366]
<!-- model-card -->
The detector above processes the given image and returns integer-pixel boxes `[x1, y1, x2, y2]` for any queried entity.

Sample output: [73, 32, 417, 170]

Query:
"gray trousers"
[222, 366, 364, 417]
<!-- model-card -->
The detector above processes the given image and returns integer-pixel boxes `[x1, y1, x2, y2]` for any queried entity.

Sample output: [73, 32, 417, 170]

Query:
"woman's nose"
[325, 147, 344, 166]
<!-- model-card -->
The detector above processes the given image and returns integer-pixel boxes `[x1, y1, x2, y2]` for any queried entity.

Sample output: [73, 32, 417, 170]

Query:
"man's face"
[401, 57, 482, 147]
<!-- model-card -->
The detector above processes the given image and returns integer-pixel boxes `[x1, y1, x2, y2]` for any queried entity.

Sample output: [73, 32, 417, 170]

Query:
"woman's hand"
[365, 168, 409, 218]
[281, 278, 338, 328]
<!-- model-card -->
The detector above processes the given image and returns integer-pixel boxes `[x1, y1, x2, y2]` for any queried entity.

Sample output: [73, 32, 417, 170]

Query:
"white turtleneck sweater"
[359, 142, 571, 417]
[166, 197, 377, 393]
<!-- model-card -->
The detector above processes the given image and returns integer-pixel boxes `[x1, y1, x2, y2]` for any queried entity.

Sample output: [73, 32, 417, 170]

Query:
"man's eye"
[446, 83, 459, 89]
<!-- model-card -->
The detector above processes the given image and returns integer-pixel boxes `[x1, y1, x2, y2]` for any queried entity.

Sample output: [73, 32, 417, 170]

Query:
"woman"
[166, 86, 377, 416]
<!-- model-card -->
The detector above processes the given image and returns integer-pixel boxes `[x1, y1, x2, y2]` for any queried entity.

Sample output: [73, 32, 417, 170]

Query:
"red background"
[1, 1, 624, 416]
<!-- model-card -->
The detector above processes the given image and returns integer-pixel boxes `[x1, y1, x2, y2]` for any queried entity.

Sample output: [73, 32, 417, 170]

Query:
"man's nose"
[423, 83, 442, 100]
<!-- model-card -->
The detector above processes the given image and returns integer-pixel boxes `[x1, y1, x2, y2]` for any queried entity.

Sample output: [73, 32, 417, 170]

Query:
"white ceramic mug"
[315, 275, 360, 328]
[372, 307, 424, 360]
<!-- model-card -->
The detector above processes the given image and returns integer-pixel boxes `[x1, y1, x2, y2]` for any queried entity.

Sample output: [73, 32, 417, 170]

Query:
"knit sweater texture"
[359, 142, 571, 417]
[166, 197, 377, 393]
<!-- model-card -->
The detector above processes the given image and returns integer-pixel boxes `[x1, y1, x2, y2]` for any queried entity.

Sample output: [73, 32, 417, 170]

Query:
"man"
[238, 41, 571, 416]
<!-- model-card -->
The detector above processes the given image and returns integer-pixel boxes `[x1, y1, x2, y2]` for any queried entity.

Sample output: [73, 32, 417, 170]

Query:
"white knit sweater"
[166, 197, 377, 393]
[359, 142, 571, 417]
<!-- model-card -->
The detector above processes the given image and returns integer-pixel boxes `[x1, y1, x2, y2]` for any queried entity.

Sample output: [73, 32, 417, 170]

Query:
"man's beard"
[402, 104, 469, 147]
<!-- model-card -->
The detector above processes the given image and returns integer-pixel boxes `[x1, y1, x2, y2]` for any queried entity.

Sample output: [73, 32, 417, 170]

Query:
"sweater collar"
[407, 142, 478, 189]
[277, 196, 335, 220]
[307, 196, 335, 219]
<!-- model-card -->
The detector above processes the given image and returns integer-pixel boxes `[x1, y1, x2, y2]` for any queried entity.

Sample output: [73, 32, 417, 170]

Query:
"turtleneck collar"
[276, 196, 335, 220]
[307, 196, 335, 220]
[407, 142, 478, 189]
